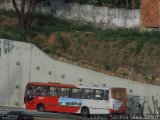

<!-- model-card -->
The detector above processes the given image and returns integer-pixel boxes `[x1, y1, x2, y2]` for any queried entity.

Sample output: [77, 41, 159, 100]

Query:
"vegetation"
[0, 0, 50, 40]
[0, 10, 160, 85]
[56, 32, 70, 50]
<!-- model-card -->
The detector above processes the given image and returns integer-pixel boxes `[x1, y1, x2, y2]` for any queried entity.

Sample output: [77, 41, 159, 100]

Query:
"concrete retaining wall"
[0, 39, 160, 114]
[50, 1, 140, 28]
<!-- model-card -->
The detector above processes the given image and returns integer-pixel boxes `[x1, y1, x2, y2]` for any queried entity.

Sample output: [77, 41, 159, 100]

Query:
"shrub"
[104, 59, 111, 70]
[56, 32, 70, 50]
[31, 39, 44, 49]
[0, 10, 15, 18]
[73, 23, 94, 31]
[151, 76, 156, 82]
[122, 72, 128, 77]
[94, 43, 99, 50]
[50, 45, 58, 55]
[144, 76, 149, 82]
[104, 43, 109, 50]
[134, 39, 145, 55]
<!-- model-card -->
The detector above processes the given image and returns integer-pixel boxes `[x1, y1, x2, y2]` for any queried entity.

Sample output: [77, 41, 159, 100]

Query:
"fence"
[50, 1, 140, 28]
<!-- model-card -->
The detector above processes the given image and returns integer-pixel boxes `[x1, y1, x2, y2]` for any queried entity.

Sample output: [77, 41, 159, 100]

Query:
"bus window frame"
[93, 89, 105, 100]
[49, 86, 59, 96]
[71, 88, 81, 98]
[82, 89, 93, 99]
[59, 87, 71, 98]
[104, 90, 109, 101]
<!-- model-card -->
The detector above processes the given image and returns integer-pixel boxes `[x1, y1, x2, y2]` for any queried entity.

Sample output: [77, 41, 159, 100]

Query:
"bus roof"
[27, 82, 125, 90]
[27, 82, 76, 88]
[77, 85, 110, 90]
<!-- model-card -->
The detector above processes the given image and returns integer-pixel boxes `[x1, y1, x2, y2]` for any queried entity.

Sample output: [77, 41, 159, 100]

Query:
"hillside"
[0, 10, 160, 85]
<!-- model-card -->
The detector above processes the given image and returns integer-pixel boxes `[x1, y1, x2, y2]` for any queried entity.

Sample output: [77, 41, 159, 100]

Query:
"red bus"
[24, 82, 127, 116]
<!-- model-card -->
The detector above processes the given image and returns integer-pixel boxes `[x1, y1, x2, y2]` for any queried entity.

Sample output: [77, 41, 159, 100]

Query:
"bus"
[24, 82, 127, 116]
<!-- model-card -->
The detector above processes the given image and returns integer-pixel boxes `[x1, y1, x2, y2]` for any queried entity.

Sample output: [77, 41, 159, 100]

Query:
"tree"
[10, 0, 51, 41]
[0, 0, 50, 40]
[125, 0, 129, 9]
[132, 0, 136, 9]
[11, 0, 42, 34]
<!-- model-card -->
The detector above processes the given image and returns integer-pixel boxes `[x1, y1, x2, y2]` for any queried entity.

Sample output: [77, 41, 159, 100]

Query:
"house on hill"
[141, 0, 160, 29]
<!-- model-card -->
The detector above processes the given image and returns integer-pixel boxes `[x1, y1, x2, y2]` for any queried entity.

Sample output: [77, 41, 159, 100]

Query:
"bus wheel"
[81, 107, 90, 117]
[37, 104, 45, 112]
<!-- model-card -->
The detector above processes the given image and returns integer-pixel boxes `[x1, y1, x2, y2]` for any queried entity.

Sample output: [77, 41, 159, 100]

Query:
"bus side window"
[60, 88, 70, 97]
[42, 87, 47, 96]
[49, 87, 58, 96]
[87, 89, 93, 99]
[36, 86, 42, 96]
[71, 88, 79, 98]
[93, 89, 104, 100]
[78, 89, 84, 98]
[82, 89, 92, 99]
[35, 86, 49, 96]
[105, 90, 109, 100]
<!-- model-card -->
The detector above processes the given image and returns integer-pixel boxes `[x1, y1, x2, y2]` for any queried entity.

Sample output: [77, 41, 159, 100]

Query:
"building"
[141, 0, 160, 28]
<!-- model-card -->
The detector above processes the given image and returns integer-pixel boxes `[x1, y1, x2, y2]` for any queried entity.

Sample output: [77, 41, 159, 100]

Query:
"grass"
[56, 32, 70, 50]
[93, 28, 160, 45]
[0, 9, 15, 18]
[104, 59, 111, 71]
[0, 24, 25, 41]
[2, 25, 21, 34]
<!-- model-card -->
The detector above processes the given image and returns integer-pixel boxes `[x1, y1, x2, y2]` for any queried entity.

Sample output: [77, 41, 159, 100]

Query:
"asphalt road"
[0, 106, 148, 120]
[0, 106, 88, 120]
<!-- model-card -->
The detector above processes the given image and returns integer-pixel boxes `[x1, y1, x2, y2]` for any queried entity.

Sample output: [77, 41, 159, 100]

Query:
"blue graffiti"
[0, 40, 14, 57]
[3, 40, 14, 54]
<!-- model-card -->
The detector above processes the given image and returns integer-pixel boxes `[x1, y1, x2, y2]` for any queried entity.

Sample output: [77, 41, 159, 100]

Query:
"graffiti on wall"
[127, 95, 160, 115]
[0, 40, 14, 57]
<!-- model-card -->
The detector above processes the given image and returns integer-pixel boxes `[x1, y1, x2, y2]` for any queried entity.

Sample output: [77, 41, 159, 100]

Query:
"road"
[0, 106, 89, 120]
[0, 106, 147, 120]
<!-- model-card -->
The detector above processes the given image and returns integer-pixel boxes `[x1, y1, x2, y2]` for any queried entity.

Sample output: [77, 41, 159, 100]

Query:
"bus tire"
[37, 104, 45, 112]
[81, 107, 90, 117]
